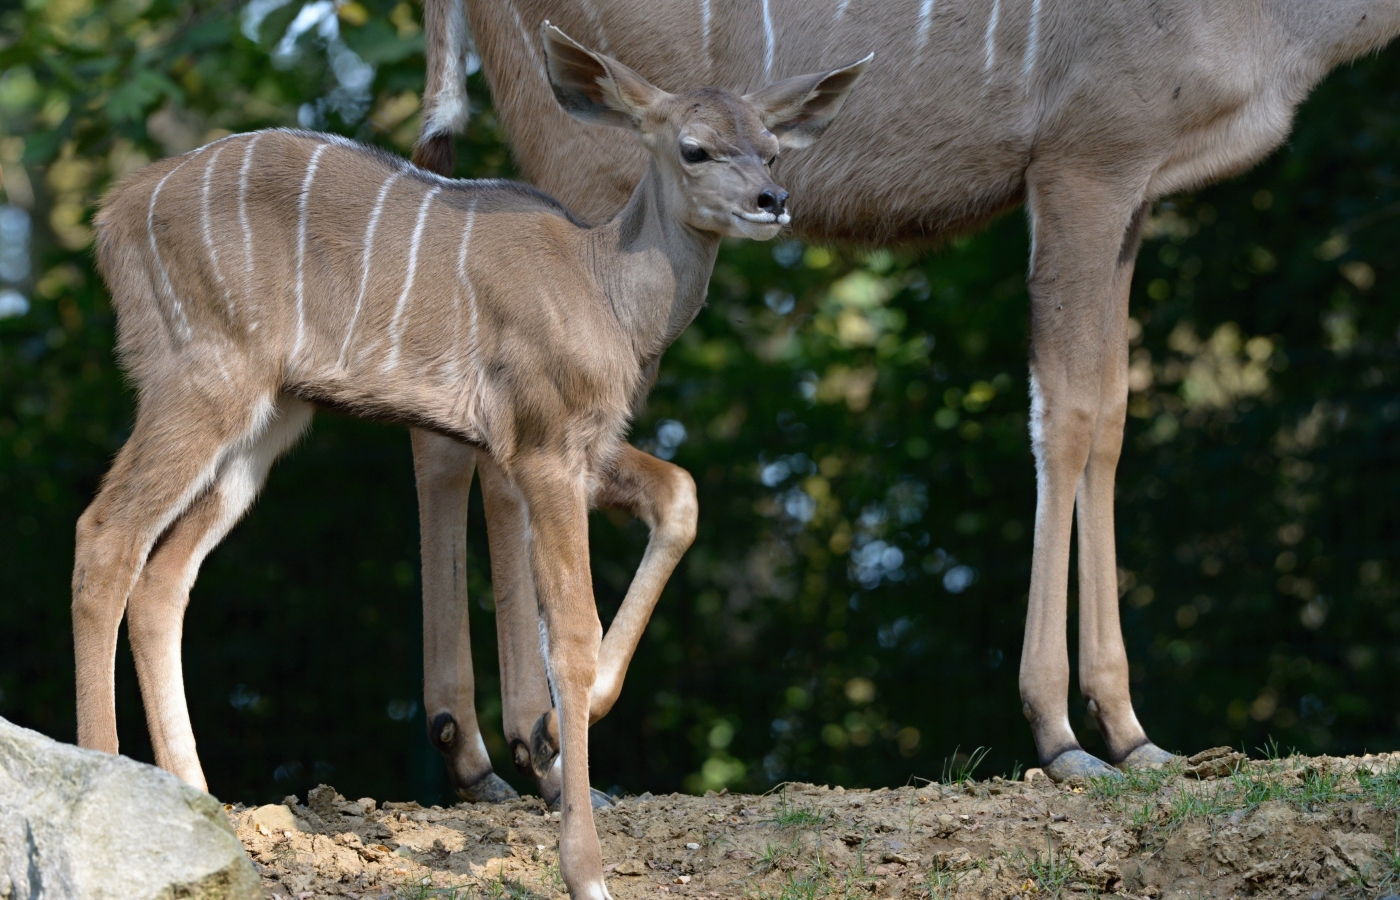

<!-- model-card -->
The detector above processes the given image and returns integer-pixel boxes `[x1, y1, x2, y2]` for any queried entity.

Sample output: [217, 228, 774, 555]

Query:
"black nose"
[757, 189, 788, 213]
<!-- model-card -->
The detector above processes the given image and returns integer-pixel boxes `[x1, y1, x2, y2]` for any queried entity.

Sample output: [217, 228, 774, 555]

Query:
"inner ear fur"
[541, 22, 670, 130]
[745, 53, 874, 150]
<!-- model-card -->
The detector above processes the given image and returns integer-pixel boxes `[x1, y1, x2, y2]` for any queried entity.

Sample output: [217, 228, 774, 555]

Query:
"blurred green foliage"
[1, 0, 1397, 806]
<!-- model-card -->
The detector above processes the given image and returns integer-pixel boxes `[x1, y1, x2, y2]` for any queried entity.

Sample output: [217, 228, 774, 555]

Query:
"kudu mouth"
[735, 209, 792, 226]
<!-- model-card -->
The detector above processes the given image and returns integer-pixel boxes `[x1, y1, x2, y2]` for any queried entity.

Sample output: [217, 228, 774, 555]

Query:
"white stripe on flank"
[578, 0, 609, 51]
[504, 0, 547, 82]
[834, 0, 851, 22]
[337, 171, 402, 369]
[760, 0, 775, 81]
[917, 0, 935, 49]
[292, 143, 329, 360]
[984, 0, 1001, 74]
[384, 186, 443, 371]
[199, 146, 234, 321]
[457, 199, 480, 372]
[700, 0, 712, 78]
[1023, 0, 1041, 78]
[237, 133, 264, 329]
[148, 157, 196, 339]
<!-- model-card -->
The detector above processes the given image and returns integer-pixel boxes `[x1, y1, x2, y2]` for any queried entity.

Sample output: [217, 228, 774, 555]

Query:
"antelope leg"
[412, 427, 517, 802]
[75, 387, 281, 765]
[529, 445, 696, 761]
[1070, 206, 1178, 771]
[1020, 170, 1162, 781]
[515, 457, 612, 900]
[129, 397, 313, 790]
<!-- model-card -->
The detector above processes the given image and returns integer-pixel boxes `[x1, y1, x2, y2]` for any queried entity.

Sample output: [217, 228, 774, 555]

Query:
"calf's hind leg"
[126, 397, 313, 790]
[74, 387, 278, 757]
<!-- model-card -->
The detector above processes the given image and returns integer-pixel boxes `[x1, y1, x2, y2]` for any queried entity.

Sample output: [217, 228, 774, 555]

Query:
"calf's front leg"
[529, 445, 697, 766]
[515, 459, 611, 900]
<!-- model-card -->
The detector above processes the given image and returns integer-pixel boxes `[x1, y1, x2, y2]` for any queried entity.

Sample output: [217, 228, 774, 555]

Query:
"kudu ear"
[744, 53, 873, 150]
[542, 22, 670, 130]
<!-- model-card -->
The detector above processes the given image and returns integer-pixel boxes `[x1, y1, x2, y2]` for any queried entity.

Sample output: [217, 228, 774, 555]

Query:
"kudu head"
[542, 23, 871, 240]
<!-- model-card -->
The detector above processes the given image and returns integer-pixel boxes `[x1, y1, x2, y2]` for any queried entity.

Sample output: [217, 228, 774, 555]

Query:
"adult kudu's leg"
[1020, 169, 1175, 781]
[526, 446, 698, 777]
[127, 397, 313, 789]
[411, 428, 519, 802]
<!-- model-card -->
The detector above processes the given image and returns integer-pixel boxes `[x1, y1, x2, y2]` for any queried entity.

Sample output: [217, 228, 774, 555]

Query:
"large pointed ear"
[541, 22, 670, 130]
[744, 53, 873, 150]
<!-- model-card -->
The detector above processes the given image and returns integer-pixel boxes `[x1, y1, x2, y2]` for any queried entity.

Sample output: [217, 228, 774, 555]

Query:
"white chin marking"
[735, 210, 789, 225]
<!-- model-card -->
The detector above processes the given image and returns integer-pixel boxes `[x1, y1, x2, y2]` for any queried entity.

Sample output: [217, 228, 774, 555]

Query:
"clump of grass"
[770, 788, 831, 830]
[393, 877, 476, 899]
[1008, 839, 1079, 898]
[477, 877, 545, 900]
[940, 746, 989, 787]
[757, 839, 799, 871]
[1358, 765, 1400, 812]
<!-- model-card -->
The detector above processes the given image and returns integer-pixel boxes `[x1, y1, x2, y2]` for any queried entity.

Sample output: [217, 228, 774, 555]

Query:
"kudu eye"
[767, 156, 777, 168]
[680, 143, 709, 164]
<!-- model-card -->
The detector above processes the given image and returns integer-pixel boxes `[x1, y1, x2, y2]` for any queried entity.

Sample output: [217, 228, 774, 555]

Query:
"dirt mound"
[231, 750, 1400, 899]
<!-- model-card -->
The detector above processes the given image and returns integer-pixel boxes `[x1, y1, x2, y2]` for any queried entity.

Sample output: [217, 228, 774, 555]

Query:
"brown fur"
[74, 27, 866, 900]
[414, 0, 1400, 783]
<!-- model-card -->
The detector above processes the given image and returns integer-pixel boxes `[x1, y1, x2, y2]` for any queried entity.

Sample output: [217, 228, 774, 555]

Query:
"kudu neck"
[589, 158, 720, 362]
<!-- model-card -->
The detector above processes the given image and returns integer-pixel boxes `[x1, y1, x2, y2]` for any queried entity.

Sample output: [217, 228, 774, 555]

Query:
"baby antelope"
[75, 23, 866, 898]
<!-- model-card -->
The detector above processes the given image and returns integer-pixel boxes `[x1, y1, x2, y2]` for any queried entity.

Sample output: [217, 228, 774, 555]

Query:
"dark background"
[1, 0, 1397, 806]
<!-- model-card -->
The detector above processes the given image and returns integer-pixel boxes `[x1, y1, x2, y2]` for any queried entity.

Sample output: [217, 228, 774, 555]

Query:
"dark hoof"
[529, 711, 560, 782]
[1117, 743, 1178, 772]
[544, 786, 615, 812]
[1044, 749, 1120, 783]
[455, 771, 519, 804]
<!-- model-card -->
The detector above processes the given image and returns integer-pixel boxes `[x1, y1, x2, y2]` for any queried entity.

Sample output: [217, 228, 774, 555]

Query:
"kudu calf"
[76, 23, 867, 898]
[412, 0, 1400, 787]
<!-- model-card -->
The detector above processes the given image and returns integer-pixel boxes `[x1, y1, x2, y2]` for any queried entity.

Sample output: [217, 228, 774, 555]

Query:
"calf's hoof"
[1043, 749, 1120, 783]
[547, 787, 615, 812]
[1116, 742, 1178, 771]
[529, 711, 560, 783]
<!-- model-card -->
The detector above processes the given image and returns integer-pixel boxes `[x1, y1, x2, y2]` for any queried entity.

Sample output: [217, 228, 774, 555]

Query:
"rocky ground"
[231, 748, 1400, 900]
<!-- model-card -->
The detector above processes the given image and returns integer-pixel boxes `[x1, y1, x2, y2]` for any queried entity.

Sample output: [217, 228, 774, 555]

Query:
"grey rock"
[0, 716, 259, 900]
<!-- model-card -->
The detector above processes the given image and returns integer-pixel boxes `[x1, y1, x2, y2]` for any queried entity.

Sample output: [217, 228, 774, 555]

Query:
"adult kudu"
[408, 0, 1400, 790]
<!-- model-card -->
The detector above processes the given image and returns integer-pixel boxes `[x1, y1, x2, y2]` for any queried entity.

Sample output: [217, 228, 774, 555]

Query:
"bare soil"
[231, 748, 1400, 900]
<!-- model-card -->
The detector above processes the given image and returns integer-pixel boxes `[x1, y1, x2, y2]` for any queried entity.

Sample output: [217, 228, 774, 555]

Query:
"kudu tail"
[413, 0, 471, 176]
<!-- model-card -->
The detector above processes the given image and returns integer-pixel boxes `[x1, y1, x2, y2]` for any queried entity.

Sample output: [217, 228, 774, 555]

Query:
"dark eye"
[767, 156, 777, 168]
[681, 144, 709, 164]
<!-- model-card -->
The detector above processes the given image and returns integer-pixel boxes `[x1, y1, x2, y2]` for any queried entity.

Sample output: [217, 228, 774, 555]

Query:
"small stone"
[1023, 768, 1046, 783]
[674, 875, 691, 884]
[685, 842, 700, 850]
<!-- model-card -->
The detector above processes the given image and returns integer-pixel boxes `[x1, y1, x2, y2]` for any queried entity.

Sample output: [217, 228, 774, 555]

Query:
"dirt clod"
[234, 753, 1400, 898]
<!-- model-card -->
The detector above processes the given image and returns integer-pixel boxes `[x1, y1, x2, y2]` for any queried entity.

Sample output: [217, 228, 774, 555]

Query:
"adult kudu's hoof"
[429, 712, 520, 804]
[456, 771, 520, 803]
[1043, 748, 1121, 783]
[1116, 742, 1178, 771]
